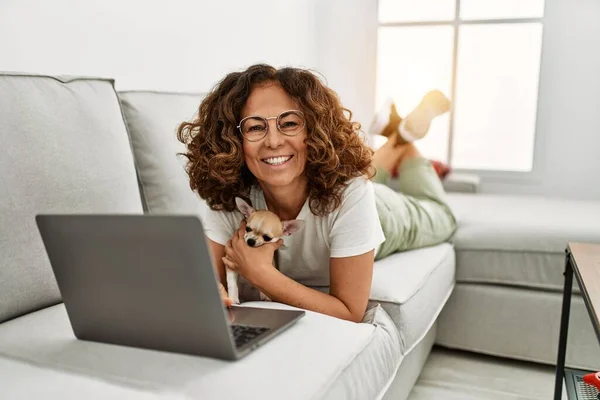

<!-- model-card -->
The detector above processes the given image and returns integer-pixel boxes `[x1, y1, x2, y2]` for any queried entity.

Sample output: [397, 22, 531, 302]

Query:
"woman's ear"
[282, 220, 305, 236]
[235, 197, 255, 219]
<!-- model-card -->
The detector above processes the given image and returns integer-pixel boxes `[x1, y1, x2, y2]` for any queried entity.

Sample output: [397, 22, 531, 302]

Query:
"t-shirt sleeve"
[203, 207, 242, 246]
[329, 178, 386, 258]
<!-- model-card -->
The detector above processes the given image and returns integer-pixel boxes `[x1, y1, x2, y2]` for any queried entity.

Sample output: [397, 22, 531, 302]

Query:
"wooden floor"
[408, 346, 567, 400]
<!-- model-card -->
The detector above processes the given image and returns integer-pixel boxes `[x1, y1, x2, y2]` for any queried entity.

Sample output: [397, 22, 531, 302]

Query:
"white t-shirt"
[203, 177, 385, 289]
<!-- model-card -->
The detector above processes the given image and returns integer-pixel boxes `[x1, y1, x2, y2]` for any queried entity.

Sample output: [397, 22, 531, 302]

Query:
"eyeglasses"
[237, 110, 305, 142]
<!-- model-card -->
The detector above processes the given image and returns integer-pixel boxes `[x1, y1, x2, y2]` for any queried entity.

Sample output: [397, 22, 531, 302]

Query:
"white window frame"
[377, 0, 546, 182]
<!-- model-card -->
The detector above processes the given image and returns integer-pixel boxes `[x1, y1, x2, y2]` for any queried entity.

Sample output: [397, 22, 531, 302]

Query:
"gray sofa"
[440, 193, 600, 369]
[1, 72, 600, 399]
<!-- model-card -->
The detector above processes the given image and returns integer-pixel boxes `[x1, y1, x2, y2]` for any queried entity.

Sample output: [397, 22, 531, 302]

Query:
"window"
[376, 0, 545, 171]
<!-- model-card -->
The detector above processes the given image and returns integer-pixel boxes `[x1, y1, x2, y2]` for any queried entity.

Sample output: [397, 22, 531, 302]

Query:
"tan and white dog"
[226, 197, 304, 304]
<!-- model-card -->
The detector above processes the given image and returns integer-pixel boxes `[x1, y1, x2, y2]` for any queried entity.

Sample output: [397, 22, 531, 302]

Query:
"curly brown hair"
[177, 64, 375, 216]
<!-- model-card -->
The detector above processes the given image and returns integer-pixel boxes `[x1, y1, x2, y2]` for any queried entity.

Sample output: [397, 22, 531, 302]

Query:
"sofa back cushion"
[118, 91, 207, 219]
[0, 73, 143, 323]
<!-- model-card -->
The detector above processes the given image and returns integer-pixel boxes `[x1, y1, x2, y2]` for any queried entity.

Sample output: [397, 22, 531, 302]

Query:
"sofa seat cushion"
[0, 303, 401, 400]
[1, 356, 162, 400]
[370, 243, 456, 354]
[447, 193, 600, 291]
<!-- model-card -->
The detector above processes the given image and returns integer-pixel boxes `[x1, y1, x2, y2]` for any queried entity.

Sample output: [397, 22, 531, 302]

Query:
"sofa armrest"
[442, 172, 481, 193]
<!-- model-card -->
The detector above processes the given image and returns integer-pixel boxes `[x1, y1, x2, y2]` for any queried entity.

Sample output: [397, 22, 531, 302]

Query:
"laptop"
[35, 214, 305, 361]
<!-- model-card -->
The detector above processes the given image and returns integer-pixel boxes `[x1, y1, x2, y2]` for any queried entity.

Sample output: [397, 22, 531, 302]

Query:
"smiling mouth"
[262, 155, 293, 166]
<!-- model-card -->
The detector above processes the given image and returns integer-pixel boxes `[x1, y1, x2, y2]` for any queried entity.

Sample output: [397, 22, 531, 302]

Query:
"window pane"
[452, 23, 543, 171]
[460, 0, 545, 20]
[375, 26, 454, 162]
[378, 0, 455, 23]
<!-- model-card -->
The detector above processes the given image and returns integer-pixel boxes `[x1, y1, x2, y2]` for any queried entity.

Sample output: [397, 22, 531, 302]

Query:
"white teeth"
[263, 156, 291, 165]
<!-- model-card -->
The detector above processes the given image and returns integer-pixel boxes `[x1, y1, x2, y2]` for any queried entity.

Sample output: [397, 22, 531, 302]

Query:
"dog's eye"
[245, 227, 251, 233]
[263, 235, 272, 242]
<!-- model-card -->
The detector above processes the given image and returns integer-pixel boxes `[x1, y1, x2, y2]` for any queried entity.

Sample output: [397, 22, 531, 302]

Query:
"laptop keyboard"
[231, 324, 270, 348]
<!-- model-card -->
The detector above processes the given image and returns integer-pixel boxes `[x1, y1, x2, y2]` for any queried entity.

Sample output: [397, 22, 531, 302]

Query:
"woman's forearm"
[249, 266, 362, 323]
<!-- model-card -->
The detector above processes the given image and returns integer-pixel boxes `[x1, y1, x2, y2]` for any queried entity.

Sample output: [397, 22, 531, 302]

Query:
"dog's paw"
[228, 286, 241, 305]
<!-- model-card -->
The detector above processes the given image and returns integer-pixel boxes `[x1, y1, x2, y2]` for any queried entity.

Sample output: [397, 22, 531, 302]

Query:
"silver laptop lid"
[36, 214, 238, 360]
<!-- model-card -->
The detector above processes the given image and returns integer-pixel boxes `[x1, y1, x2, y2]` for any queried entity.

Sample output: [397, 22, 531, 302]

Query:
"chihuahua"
[226, 197, 304, 304]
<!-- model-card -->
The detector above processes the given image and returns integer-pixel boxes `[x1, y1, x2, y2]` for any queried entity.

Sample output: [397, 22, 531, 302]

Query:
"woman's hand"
[222, 220, 283, 285]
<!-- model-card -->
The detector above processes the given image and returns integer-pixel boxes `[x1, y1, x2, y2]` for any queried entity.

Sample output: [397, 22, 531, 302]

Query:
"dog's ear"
[235, 197, 255, 219]
[282, 220, 304, 236]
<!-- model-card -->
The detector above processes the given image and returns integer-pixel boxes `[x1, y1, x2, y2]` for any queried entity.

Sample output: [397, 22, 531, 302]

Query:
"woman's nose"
[264, 121, 284, 148]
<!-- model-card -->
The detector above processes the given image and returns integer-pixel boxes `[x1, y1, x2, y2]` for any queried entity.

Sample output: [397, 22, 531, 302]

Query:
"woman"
[177, 64, 456, 323]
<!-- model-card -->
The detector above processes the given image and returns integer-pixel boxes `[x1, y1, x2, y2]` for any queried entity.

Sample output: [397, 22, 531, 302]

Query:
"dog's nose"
[246, 238, 256, 247]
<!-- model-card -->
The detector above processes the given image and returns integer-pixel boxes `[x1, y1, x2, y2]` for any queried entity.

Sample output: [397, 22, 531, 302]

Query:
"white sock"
[398, 119, 418, 142]
[369, 98, 393, 136]
[399, 105, 440, 141]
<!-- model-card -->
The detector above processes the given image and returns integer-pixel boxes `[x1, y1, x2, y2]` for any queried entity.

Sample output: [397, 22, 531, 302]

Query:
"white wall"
[314, 0, 379, 133]
[0, 0, 319, 92]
